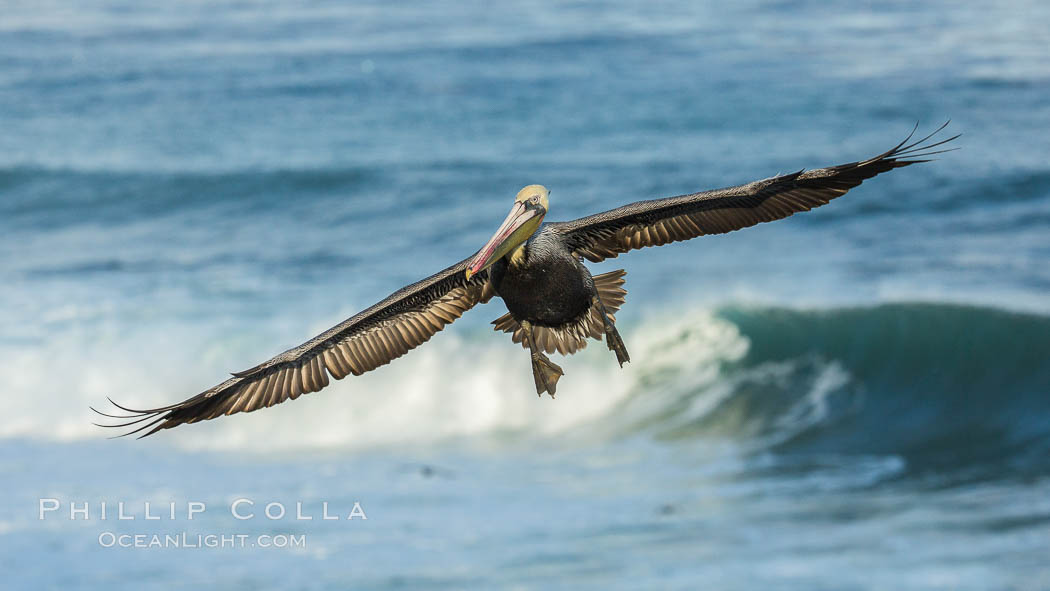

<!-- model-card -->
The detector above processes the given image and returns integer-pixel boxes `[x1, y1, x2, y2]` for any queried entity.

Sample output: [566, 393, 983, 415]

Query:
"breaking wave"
[3, 302, 1048, 476]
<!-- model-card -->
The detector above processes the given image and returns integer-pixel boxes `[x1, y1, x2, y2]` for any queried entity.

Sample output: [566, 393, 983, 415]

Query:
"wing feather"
[551, 123, 957, 263]
[97, 257, 493, 437]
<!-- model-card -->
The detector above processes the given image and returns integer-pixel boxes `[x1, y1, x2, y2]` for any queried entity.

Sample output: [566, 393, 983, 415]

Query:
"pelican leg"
[520, 320, 563, 398]
[592, 296, 630, 367]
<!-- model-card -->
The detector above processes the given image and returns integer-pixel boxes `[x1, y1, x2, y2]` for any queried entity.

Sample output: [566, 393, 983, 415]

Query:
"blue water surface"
[2, 1, 1049, 589]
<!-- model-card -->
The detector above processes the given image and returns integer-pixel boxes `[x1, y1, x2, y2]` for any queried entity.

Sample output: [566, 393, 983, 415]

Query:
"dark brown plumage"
[552, 123, 958, 263]
[95, 123, 956, 437]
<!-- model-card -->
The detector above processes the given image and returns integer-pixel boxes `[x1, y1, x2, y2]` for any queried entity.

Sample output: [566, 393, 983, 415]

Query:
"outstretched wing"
[550, 123, 957, 263]
[95, 259, 494, 437]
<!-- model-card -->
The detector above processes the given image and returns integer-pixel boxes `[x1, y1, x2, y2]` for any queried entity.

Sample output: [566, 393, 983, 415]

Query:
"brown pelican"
[96, 124, 955, 437]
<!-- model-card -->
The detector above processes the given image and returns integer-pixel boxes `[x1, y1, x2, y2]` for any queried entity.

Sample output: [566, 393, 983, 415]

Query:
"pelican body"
[97, 125, 956, 437]
[491, 232, 604, 332]
[464, 186, 630, 394]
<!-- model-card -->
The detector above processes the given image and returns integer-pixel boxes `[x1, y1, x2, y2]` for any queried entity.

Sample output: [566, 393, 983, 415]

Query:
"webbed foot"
[531, 353, 563, 398]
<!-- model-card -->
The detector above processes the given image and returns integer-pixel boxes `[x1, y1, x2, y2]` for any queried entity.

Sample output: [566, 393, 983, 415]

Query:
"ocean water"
[2, 0, 1050, 588]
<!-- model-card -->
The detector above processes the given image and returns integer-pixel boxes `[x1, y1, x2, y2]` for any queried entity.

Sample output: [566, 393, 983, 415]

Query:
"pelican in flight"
[97, 124, 955, 437]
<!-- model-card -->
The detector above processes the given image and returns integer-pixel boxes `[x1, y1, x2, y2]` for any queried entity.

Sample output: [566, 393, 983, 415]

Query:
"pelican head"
[466, 185, 549, 279]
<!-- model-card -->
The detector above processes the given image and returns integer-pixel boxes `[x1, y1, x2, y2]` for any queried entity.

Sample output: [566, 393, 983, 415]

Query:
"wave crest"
[4, 302, 1047, 476]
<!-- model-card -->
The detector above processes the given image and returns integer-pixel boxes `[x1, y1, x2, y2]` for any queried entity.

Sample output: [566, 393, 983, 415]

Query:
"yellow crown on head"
[515, 185, 549, 210]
